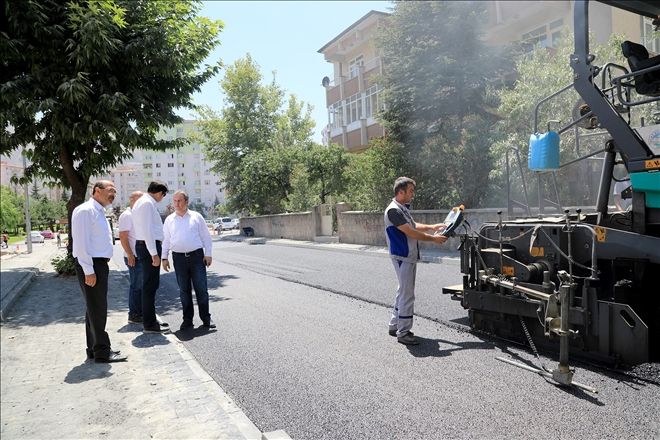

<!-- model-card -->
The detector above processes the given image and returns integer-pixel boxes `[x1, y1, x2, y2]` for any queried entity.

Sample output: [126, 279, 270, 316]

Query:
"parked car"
[25, 231, 45, 244]
[215, 217, 234, 231]
[231, 218, 240, 229]
[40, 230, 54, 239]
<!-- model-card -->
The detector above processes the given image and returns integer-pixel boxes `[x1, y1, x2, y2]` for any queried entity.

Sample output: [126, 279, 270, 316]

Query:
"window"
[364, 85, 382, 119]
[348, 55, 364, 79]
[550, 19, 563, 48]
[522, 26, 548, 52]
[204, 180, 210, 185]
[156, 163, 161, 168]
[156, 172, 161, 177]
[144, 163, 152, 169]
[346, 93, 362, 124]
[167, 163, 174, 168]
[328, 102, 344, 129]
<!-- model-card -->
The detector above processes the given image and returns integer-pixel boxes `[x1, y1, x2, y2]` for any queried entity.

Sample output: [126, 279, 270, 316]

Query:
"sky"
[176, 1, 392, 143]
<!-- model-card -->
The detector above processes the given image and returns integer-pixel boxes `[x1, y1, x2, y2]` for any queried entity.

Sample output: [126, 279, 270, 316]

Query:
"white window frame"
[348, 55, 364, 79]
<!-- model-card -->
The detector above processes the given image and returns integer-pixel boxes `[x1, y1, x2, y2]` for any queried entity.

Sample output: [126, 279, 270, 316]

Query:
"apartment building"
[483, 1, 653, 51]
[318, 10, 389, 152]
[107, 120, 225, 215]
[0, 150, 63, 201]
[318, 3, 655, 153]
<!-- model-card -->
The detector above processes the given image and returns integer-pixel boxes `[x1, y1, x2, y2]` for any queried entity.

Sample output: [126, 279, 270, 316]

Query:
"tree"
[0, 185, 22, 232]
[1, 0, 223, 254]
[30, 181, 39, 198]
[489, 32, 650, 207]
[377, 1, 508, 209]
[302, 144, 349, 205]
[343, 136, 407, 211]
[199, 55, 316, 215]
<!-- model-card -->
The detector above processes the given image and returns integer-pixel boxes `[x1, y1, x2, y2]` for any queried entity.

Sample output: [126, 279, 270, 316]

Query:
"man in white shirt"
[132, 181, 169, 333]
[162, 190, 215, 331]
[118, 190, 144, 324]
[72, 180, 127, 363]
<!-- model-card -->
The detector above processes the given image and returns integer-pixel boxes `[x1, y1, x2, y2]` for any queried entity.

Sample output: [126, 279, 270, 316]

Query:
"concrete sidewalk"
[0, 244, 289, 440]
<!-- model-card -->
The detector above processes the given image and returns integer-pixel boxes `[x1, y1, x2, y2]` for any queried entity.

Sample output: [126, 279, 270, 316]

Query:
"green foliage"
[199, 55, 322, 215]
[343, 136, 407, 211]
[51, 253, 77, 276]
[490, 31, 658, 207]
[2, 0, 223, 246]
[376, 1, 507, 209]
[0, 185, 22, 231]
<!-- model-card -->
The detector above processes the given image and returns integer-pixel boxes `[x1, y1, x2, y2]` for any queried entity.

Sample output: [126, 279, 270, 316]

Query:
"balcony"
[324, 57, 382, 106]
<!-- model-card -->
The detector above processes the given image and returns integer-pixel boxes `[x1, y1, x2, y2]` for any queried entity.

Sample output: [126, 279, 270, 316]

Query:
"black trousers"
[136, 240, 162, 329]
[75, 258, 112, 358]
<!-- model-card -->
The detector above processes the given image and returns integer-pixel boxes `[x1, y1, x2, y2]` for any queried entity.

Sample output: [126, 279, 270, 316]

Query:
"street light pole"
[22, 151, 32, 254]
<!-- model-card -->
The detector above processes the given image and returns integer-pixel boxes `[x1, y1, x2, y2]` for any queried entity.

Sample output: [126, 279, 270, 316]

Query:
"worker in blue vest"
[384, 177, 448, 345]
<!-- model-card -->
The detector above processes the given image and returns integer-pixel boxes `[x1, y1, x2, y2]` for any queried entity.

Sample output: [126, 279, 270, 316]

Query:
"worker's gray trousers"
[388, 259, 417, 337]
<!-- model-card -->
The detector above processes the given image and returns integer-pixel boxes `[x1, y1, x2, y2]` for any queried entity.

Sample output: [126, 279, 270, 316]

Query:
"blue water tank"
[528, 131, 560, 171]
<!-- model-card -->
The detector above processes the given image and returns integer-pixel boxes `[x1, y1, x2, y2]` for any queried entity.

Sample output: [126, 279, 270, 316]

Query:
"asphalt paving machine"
[443, 0, 660, 388]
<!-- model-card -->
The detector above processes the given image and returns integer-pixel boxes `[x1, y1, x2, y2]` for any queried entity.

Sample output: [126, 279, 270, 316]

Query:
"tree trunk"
[59, 146, 90, 256]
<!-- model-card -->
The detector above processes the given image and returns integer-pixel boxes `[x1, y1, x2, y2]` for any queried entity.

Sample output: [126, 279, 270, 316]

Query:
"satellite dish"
[321, 76, 330, 87]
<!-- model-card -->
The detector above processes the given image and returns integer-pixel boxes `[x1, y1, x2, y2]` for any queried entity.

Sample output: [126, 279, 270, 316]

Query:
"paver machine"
[444, 0, 660, 389]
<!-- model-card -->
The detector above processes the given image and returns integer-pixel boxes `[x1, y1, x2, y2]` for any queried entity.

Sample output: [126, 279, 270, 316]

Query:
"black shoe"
[157, 319, 169, 328]
[87, 349, 121, 360]
[128, 314, 143, 324]
[179, 321, 194, 331]
[202, 319, 216, 329]
[95, 352, 127, 363]
[143, 324, 169, 334]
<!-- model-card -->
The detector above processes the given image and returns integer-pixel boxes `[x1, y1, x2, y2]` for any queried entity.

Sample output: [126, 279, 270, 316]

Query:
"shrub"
[51, 253, 76, 276]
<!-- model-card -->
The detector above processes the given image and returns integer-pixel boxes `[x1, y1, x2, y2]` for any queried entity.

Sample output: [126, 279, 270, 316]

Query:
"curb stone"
[0, 268, 38, 321]
[112, 259, 283, 440]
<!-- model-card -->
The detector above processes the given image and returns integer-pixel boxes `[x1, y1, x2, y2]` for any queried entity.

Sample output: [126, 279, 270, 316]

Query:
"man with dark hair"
[72, 180, 126, 362]
[162, 190, 215, 331]
[132, 181, 169, 333]
[385, 177, 448, 345]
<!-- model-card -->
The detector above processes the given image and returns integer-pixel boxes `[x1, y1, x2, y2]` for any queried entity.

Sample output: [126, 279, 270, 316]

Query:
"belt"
[172, 248, 203, 258]
[76, 257, 110, 263]
[136, 240, 162, 244]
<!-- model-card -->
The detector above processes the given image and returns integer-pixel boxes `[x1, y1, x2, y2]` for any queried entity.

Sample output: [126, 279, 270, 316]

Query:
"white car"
[231, 218, 240, 229]
[216, 217, 234, 231]
[25, 231, 45, 244]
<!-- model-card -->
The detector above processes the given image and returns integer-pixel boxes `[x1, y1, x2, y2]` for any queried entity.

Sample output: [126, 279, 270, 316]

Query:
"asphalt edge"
[111, 259, 291, 440]
[216, 234, 460, 267]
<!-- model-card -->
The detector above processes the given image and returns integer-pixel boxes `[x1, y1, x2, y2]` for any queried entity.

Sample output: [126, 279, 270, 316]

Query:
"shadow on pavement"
[131, 333, 170, 348]
[64, 361, 113, 384]
[404, 336, 493, 358]
[173, 326, 218, 342]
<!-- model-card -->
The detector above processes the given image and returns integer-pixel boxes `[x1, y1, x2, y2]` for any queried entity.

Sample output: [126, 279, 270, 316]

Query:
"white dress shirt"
[117, 207, 137, 257]
[131, 193, 164, 256]
[161, 209, 212, 259]
[71, 198, 113, 275]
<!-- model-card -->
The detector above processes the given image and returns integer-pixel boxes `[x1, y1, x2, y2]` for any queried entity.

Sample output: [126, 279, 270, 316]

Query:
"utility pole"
[22, 151, 32, 254]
